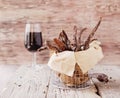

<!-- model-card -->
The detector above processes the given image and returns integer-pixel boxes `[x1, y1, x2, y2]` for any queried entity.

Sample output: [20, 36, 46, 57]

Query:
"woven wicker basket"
[49, 51, 89, 86]
[56, 63, 89, 86]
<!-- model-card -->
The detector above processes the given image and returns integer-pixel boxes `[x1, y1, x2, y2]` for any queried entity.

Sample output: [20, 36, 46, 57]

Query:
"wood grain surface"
[0, 64, 120, 98]
[0, 0, 120, 65]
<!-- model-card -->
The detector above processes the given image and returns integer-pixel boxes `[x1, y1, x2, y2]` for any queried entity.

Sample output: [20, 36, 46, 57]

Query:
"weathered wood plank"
[0, 65, 120, 98]
[0, 65, 51, 98]
[91, 65, 120, 98]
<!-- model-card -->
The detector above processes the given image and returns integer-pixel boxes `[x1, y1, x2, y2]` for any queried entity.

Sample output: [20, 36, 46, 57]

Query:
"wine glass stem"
[32, 52, 36, 67]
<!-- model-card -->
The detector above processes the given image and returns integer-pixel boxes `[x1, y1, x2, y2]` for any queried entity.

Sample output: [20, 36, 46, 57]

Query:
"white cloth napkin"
[48, 40, 104, 76]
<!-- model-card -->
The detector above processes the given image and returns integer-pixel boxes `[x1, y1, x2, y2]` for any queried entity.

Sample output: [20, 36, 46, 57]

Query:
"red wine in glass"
[24, 23, 43, 67]
[25, 32, 42, 52]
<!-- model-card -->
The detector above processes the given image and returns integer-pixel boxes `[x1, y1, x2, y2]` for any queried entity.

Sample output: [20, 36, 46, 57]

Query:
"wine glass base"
[32, 64, 44, 71]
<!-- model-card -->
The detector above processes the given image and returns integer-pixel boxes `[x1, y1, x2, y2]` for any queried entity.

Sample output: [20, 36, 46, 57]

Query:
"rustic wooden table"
[0, 64, 120, 98]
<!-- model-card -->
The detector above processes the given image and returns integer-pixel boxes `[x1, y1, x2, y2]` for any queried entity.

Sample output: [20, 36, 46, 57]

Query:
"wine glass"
[24, 23, 43, 68]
